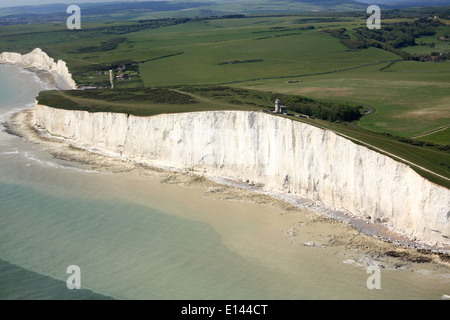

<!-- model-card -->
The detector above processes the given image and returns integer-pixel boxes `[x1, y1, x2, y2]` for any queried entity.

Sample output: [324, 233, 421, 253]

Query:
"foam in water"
[0, 150, 19, 155]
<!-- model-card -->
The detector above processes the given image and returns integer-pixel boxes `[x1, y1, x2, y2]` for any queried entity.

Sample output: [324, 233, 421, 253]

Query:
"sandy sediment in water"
[4, 107, 450, 269]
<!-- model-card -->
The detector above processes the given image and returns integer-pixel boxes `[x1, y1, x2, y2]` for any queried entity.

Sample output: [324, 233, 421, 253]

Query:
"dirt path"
[170, 89, 245, 110]
[211, 60, 401, 86]
[411, 125, 450, 140]
[364, 105, 374, 115]
[349, 105, 374, 130]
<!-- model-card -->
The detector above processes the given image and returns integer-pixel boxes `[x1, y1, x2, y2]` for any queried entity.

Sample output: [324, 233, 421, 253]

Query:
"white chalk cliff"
[34, 104, 450, 247]
[0, 48, 77, 90]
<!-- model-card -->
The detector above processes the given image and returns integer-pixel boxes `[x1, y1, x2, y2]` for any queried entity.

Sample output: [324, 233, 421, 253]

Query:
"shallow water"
[0, 64, 449, 300]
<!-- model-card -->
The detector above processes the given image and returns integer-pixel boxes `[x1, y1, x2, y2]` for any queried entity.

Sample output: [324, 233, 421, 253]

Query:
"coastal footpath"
[34, 104, 450, 248]
[0, 48, 77, 90]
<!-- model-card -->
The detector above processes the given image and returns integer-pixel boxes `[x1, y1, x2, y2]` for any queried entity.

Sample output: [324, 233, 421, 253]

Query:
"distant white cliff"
[34, 104, 450, 247]
[0, 48, 77, 90]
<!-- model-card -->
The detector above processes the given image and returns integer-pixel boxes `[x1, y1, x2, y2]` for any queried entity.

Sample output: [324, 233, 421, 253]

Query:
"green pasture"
[1, 12, 448, 186]
[36, 86, 271, 116]
[417, 128, 450, 145]
[242, 60, 450, 138]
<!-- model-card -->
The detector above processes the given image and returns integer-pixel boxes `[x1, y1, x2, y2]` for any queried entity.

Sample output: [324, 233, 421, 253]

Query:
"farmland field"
[246, 60, 450, 138]
[416, 127, 450, 145]
[0, 9, 449, 187]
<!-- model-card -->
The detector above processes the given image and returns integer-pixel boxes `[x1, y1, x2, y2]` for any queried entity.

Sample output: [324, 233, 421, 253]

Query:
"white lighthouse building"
[274, 98, 287, 114]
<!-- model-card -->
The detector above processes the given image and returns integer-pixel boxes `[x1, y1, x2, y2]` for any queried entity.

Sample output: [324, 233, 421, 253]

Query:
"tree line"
[273, 94, 363, 122]
[354, 18, 442, 48]
[326, 18, 446, 61]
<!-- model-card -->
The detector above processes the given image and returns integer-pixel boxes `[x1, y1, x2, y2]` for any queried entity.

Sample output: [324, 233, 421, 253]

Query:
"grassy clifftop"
[36, 87, 269, 116]
[36, 86, 450, 188]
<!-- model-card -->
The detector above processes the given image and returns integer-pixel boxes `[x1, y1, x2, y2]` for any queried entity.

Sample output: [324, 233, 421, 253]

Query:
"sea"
[0, 64, 449, 300]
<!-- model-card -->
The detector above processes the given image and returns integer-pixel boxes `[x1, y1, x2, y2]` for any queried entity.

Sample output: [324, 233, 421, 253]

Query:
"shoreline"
[0, 48, 77, 90]
[0, 63, 67, 92]
[5, 107, 450, 268]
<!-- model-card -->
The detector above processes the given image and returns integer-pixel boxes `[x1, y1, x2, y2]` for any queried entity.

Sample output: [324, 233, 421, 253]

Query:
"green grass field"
[244, 60, 450, 138]
[1, 10, 449, 187]
[36, 86, 272, 116]
[416, 127, 450, 145]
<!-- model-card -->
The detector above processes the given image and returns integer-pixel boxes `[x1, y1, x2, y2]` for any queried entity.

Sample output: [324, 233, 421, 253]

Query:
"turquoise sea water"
[0, 64, 449, 300]
[0, 65, 111, 299]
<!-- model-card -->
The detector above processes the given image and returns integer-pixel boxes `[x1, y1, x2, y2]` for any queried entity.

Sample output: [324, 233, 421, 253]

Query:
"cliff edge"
[34, 104, 450, 248]
[0, 48, 77, 90]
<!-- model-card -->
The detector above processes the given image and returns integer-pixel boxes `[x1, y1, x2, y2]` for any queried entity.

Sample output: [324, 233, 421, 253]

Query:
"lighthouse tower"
[275, 98, 280, 113]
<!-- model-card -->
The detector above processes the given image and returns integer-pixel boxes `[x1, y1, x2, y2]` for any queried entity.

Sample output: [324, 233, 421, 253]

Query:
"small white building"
[274, 98, 287, 114]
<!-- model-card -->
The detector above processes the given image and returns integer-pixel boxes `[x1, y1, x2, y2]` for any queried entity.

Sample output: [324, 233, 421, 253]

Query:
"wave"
[23, 152, 57, 168]
[27, 70, 55, 91]
[0, 150, 19, 155]
[0, 103, 35, 124]
[15, 67, 55, 92]
[20, 150, 99, 173]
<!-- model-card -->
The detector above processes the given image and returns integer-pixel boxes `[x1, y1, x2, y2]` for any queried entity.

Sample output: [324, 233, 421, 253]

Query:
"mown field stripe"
[211, 60, 400, 86]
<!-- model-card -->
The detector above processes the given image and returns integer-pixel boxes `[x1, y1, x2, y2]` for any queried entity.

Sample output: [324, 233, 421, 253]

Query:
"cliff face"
[0, 48, 77, 90]
[34, 104, 450, 246]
